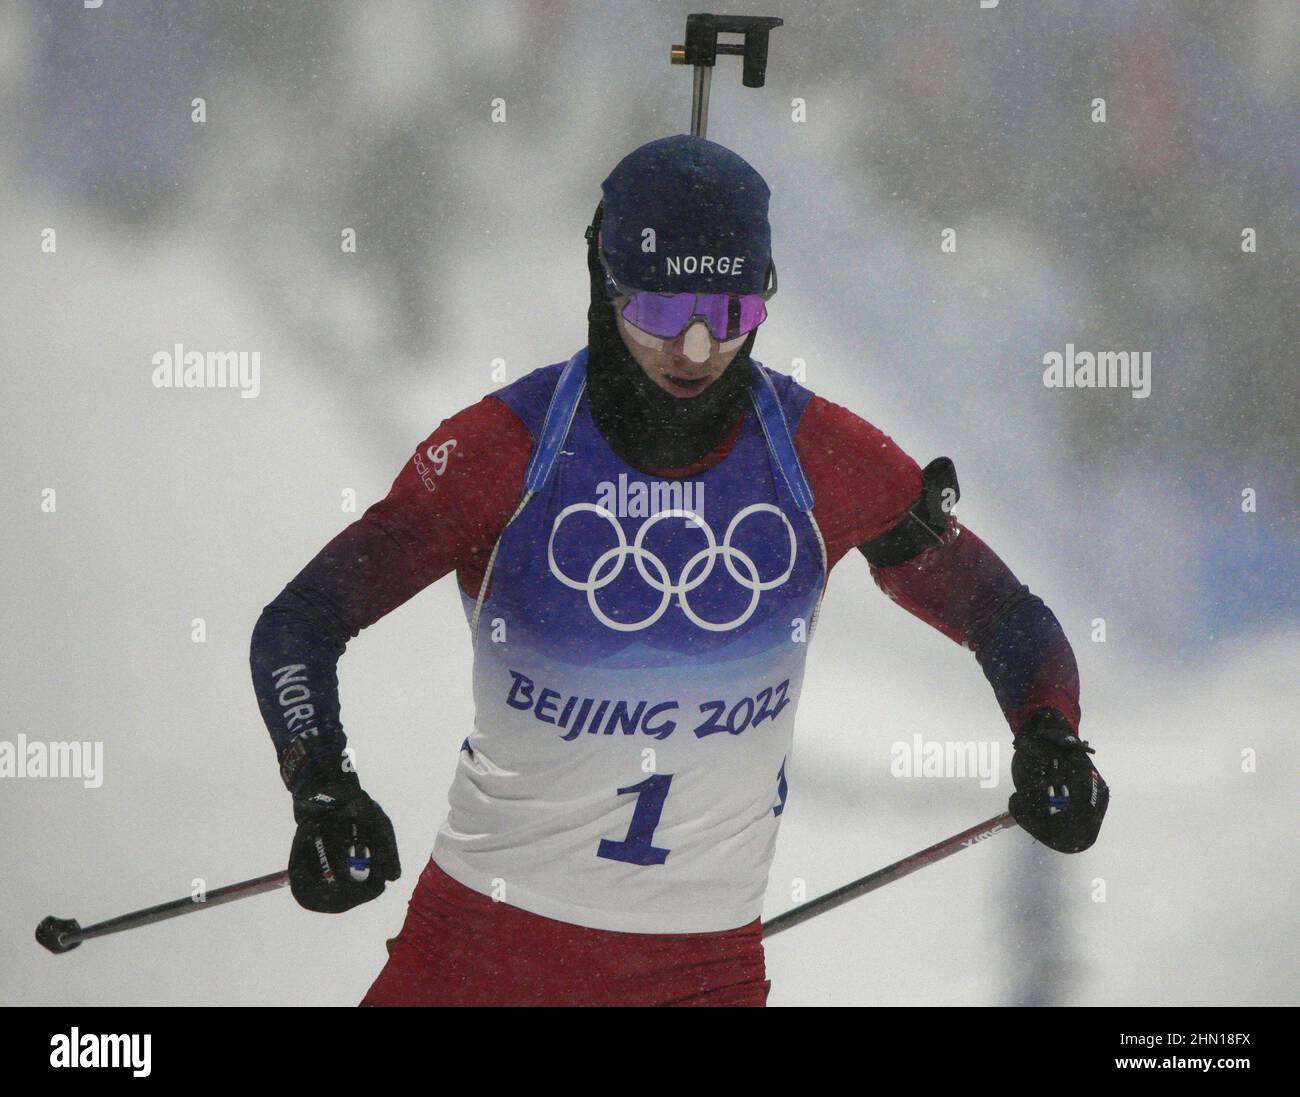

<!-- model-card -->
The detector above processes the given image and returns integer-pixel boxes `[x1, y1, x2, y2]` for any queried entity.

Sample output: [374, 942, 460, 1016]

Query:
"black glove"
[1008, 708, 1108, 853]
[289, 768, 401, 913]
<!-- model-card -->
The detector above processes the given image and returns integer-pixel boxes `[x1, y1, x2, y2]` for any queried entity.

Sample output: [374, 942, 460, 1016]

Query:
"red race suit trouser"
[361, 858, 771, 1006]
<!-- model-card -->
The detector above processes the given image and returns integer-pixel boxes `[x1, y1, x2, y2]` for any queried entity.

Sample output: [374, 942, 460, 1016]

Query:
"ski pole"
[671, 13, 784, 138]
[35, 870, 289, 954]
[36, 813, 1015, 951]
[762, 811, 1018, 939]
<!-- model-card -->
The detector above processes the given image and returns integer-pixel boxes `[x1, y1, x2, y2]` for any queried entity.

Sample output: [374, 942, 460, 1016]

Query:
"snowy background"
[2, 0, 1296, 1006]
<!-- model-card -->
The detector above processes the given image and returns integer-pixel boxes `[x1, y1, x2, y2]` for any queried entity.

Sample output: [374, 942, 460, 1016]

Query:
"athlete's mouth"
[664, 373, 708, 393]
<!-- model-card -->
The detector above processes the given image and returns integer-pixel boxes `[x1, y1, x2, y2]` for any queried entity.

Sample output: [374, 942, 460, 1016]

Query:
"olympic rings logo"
[547, 503, 797, 632]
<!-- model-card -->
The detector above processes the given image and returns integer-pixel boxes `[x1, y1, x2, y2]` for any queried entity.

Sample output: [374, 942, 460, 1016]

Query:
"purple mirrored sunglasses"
[599, 248, 777, 342]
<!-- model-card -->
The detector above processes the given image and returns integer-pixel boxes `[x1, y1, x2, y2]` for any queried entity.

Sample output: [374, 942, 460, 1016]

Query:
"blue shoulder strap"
[749, 362, 816, 513]
[523, 346, 588, 492]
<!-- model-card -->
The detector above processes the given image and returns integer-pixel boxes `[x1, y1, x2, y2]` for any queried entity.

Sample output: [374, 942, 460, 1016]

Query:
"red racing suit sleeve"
[795, 394, 1081, 735]
[250, 396, 533, 792]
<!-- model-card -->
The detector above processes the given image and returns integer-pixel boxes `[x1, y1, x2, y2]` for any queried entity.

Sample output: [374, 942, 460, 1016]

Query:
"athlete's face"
[613, 299, 748, 399]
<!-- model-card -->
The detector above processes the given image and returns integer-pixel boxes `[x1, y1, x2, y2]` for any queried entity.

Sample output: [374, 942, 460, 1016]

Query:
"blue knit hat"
[599, 135, 772, 296]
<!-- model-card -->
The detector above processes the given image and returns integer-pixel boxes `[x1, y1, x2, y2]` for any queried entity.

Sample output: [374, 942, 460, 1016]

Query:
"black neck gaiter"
[583, 208, 755, 472]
